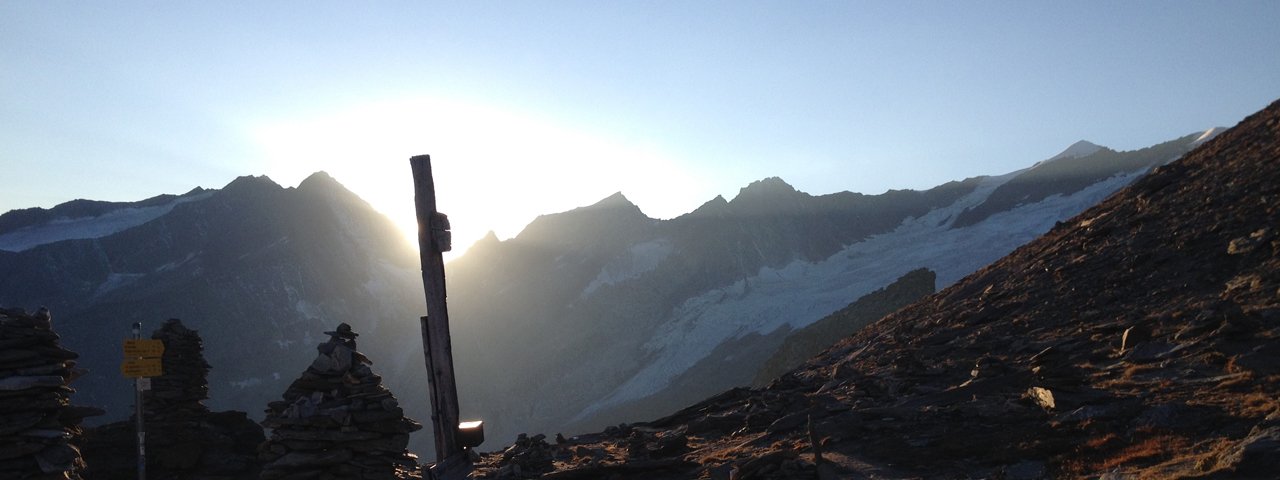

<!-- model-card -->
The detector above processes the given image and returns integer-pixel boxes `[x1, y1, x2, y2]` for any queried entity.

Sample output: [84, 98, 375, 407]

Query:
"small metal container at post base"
[458, 420, 484, 449]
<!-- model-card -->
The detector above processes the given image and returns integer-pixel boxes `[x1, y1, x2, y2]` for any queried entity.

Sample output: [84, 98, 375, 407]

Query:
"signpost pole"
[132, 322, 146, 480]
[411, 155, 473, 479]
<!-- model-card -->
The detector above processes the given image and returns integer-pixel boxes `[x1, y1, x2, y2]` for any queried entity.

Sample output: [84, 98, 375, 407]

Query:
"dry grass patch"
[1234, 389, 1280, 418]
[1095, 434, 1191, 471]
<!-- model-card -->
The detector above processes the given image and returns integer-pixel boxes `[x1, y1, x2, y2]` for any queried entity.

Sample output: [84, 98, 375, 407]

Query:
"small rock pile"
[144, 318, 211, 420]
[260, 323, 423, 480]
[81, 319, 264, 480]
[489, 433, 555, 478]
[0, 307, 102, 479]
[477, 426, 703, 480]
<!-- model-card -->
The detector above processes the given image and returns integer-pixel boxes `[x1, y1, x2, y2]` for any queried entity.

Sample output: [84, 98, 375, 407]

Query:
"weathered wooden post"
[411, 155, 482, 479]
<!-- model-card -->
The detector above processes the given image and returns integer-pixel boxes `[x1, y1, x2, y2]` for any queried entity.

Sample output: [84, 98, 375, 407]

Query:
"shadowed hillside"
[752, 268, 935, 387]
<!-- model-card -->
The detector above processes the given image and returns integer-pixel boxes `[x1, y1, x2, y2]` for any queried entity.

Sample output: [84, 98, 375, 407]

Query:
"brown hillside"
[475, 98, 1280, 479]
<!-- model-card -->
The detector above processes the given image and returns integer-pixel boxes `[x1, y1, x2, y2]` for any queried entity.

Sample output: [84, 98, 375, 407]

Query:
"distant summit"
[585, 191, 640, 211]
[221, 174, 282, 193]
[729, 177, 803, 206]
[514, 190, 651, 248]
[296, 170, 343, 192]
[687, 195, 730, 217]
[952, 131, 1210, 228]
[1046, 139, 1104, 162]
[733, 176, 798, 198]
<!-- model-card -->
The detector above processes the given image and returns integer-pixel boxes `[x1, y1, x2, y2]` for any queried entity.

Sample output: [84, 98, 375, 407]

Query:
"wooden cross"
[411, 155, 480, 478]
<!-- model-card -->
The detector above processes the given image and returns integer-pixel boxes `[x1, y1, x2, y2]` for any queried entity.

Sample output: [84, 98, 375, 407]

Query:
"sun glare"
[246, 96, 706, 259]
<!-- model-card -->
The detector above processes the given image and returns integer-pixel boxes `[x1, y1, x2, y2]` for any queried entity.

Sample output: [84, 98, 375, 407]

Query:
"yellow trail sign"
[121, 358, 163, 378]
[124, 339, 165, 358]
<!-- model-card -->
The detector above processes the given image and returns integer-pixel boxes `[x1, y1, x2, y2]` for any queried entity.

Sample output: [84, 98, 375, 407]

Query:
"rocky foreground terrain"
[474, 100, 1280, 479]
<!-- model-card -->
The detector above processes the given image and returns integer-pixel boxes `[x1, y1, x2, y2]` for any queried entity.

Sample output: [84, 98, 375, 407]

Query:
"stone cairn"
[259, 323, 423, 480]
[144, 318, 212, 420]
[0, 307, 102, 479]
[81, 319, 264, 480]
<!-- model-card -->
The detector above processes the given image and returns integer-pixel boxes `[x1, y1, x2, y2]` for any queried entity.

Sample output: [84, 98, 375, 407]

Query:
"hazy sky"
[3, 2, 1278, 255]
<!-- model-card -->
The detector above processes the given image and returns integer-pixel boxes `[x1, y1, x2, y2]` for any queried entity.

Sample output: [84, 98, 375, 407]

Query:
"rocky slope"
[473, 100, 1280, 479]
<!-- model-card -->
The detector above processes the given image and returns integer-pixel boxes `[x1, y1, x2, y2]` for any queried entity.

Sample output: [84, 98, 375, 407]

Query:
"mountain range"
[443, 127, 1222, 441]
[470, 98, 1280, 479]
[0, 125, 1222, 455]
[0, 172, 431, 445]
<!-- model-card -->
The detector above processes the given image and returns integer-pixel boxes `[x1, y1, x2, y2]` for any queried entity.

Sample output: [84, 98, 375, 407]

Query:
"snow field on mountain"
[581, 166, 1151, 417]
[582, 239, 674, 297]
[0, 192, 213, 252]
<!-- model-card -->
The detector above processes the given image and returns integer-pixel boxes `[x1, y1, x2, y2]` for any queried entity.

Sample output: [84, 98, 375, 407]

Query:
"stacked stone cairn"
[0, 307, 102, 479]
[259, 323, 423, 480]
[81, 319, 264, 479]
[144, 318, 212, 420]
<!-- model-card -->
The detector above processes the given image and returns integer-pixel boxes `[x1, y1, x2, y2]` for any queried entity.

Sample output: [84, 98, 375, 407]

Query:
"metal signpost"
[122, 323, 164, 480]
[411, 155, 483, 479]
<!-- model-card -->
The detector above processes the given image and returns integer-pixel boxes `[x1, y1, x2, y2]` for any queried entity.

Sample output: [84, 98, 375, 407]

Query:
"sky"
[3, 2, 1279, 257]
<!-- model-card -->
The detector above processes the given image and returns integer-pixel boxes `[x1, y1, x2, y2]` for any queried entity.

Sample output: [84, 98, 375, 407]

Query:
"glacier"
[577, 166, 1151, 419]
[0, 191, 213, 252]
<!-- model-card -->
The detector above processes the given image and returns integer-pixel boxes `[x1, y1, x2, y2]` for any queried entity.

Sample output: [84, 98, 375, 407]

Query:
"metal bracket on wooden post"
[411, 155, 479, 480]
